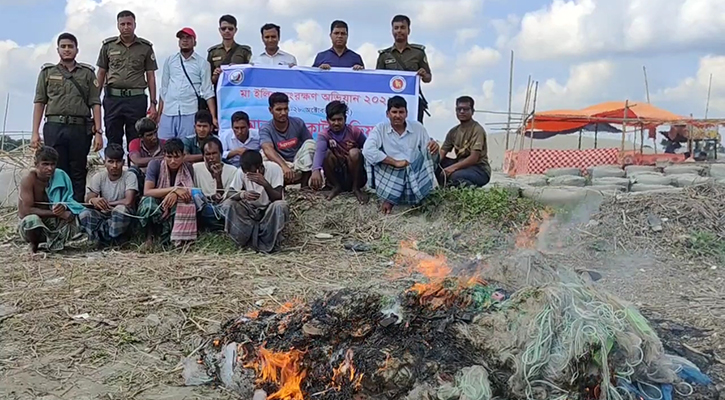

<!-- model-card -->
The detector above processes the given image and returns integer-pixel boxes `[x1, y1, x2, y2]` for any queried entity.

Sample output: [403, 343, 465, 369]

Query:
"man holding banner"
[259, 92, 316, 187]
[376, 15, 431, 123]
[363, 96, 439, 214]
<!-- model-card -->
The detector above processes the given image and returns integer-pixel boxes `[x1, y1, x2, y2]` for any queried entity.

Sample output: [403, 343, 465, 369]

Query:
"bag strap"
[57, 66, 90, 109]
[179, 54, 201, 98]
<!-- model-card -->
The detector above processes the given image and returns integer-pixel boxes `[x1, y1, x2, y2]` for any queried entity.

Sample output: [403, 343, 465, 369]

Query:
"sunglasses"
[456, 107, 473, 112]
[220, 26, 235, 32]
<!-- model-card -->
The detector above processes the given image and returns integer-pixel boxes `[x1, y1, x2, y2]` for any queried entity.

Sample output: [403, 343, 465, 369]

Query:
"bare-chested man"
[18, 146, 85, 252]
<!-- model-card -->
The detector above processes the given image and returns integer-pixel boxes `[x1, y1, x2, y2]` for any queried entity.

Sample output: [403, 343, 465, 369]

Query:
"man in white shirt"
[158, 27, 217, 140]
[223, 150, 289, 253]
[362, 95, 439, 214]
[251, 23, 297, 66]
[192, 136, 236, 230]
[221, 111, 261, 166]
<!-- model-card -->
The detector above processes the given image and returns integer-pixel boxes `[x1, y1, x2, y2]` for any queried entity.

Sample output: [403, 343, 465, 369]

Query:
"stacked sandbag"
[630, 184, 676, 192]
[521, 186, 603, 207]
[587, 185, 627, 196]
[623, 187, 685, 197]
[663, 165, 706, 176]
[671, 174, 712, 187]
[629, 173, 673, 186]
[709, 164, 725, 179]
[547, 175, 587, 187]
[514, 174, 548, 187]
[624, 165, 657, 176]
[545, 167, 581, 177]
[485, 175, 524, 195]
[587, 165, 626, 179]
[591, 177, 630, 189]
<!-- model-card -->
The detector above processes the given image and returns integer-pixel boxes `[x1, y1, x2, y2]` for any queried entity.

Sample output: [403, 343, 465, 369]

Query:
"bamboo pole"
[528, 81, 539, 150]
[620, 100, 629, 151]
[643, 66, 651, 103]
[504, 50, 514, 151]
[0, 93, 9, 152]
[594, 124, 599, 149]
[515, 76, 533, 152]
[705, 73, 713, 119]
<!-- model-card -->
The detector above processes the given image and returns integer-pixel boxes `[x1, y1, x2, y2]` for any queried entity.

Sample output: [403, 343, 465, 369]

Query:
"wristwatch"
[150, 99, 158, 106]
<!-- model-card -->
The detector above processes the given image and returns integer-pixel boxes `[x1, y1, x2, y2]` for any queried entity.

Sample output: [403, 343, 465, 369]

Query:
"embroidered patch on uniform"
[384, 59, 395, 64]
[150, 53, 155, 61]
[48, 75, 63, 80]
[212, 56, 222, 61]
[423, 56, 428, 63]
[93, 79, 99, 87]
[109, 50, 121, 56]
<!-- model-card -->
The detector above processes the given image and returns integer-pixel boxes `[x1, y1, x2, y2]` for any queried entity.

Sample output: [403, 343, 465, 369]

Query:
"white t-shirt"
[231, 161, 284, 207]
[86, 170, 138, 201]
[192, 162, 237, 197]
[251, 49, 297, 66]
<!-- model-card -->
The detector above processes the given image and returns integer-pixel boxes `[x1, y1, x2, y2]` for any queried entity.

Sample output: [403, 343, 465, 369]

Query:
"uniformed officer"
[31, 32, 103, 203]
[96, 10, 158, 150]
[375, 15, 432, 124]
[208, 14, 252, 86]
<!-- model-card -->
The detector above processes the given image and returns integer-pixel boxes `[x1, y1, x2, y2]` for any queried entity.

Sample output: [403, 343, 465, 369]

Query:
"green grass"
[687, 231, 725, 262]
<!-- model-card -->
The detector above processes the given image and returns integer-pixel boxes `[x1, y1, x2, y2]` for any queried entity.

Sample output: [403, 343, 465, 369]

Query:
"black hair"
[219, 14, 237, 27]
[456, 96, 475, 109]
[135, 117, 157, 136]
[202, 136, 223, 153]
[268, 92, 289, 108]
[391, 15, 411, 27]
[117, 10, 135, 20]
[330, 20, 348, 33]
[35, 146, 58, 165]
[104, 143, 125, 161]
[261, 23, 280, 35]
[325, 101, 348, 120]
[163, 138, 184, 155]
[232, 111, 250, 124]
[195, 109, 213, 125]
[387, 95, 407, 111]
[57, 32, 78, 46]
[240, 150, 263, 172]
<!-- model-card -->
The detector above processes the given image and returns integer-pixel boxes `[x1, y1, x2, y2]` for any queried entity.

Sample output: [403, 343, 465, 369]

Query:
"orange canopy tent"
[525, 101, 688, 133]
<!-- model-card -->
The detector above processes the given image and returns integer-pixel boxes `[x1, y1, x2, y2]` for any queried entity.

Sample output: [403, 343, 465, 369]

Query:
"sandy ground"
[0, 190, 723, 399]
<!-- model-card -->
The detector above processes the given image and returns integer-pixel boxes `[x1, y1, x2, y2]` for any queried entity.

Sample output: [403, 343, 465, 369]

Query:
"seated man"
[221, 111, 261, 167]
[183, 110, 215, 164]
[192, 136, 237, 230]
[129, 117, 165, 174]
[362, 96, 439, 214]
[18, 146, 84, 252]
[259, 92, 315, 187]
[309, 100, 368, 203]
[438, 96, 491, 187]
[137, 138, 197, 247]
[79, 143, 138, 246]
[224, 150, 289, 253]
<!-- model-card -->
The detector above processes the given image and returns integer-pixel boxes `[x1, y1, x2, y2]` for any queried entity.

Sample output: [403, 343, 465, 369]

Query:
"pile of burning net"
[184, 246, 712, 399]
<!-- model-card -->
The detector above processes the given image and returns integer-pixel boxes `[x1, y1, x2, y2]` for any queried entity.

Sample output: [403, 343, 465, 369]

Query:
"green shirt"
[96, 36, 158, 89]
[207, 42, 252, 70]
[375, 44, 431, 74]
[184, 136, 203, 155]
[441, 120, 491, 175]
[33, 62, 101, 118]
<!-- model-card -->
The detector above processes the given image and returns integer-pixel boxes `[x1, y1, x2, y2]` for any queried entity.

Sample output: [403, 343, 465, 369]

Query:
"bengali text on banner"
[216, 65, 420, 138]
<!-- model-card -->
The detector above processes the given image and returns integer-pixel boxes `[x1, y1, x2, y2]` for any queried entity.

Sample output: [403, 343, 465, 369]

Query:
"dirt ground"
[0, 189, 724, 399]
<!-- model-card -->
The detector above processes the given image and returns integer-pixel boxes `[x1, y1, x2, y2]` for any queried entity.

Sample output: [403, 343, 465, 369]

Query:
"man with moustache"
[376, 15, 432, 123]
[31, 32, 103, 203]
[251, 23, 297, 66]
[97, 10, 158, 149]
[159, 28, 217, 140]
[312, 20, 364, 70]
[208, 14, 253, 85]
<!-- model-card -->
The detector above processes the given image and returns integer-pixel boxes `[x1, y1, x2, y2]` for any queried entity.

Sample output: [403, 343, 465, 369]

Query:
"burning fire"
[248, 346, 307, 400]
[330, 349, 364, 390]
[515, 210, 551, 249]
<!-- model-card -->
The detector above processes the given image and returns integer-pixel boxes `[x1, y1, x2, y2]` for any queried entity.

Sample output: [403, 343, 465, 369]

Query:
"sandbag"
[591, 177, 630, 188]
[547, 175, 587, 187]
[630, 184, 676, 192]
[663, 165, 705, 176]
[709, 164, 725, 178]
[671, 174, 711, 187]
[484, 179, 523, 196]
[621, 187, 684, 197]
[630, 174, 673, 186]
[514, 174, 548, 187]
[587, 185, 627, 197]
[625, 165, 657, 175]
[545, 167, 581, 177]
[587, 166, 626, 178]
[521, 186, 603, 207]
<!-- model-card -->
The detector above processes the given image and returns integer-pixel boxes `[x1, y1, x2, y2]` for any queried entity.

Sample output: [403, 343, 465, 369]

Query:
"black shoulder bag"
[179, 54, 209, 111]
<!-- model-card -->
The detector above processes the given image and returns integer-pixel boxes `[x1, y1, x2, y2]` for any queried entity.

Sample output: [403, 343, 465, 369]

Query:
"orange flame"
[249, 346, 307, 400]
[331, 349, 364, 390]
[515, 210, 551, 249]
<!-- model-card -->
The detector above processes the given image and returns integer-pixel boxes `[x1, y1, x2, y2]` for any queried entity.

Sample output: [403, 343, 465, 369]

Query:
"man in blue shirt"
[312, 20, 364, 70]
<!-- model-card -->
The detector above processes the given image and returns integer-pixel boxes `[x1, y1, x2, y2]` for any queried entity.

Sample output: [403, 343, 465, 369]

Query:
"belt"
[106, 87, 146, 97]
[46, 115, 88, 125]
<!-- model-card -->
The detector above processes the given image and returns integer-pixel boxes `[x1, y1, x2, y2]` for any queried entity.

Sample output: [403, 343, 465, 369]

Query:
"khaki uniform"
[96, 36, 158, 148]
[34, 62, 100, 202]
[207, 42, 252, 70]
[375, 44, 431, 123]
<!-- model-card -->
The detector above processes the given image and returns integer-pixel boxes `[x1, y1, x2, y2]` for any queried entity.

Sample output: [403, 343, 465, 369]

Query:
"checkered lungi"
[366, 151, 438, 205]
[79, 205, 134, 244]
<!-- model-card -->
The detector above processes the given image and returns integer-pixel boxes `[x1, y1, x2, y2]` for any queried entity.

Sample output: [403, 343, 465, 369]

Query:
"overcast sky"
[0, 0, 724, 140]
